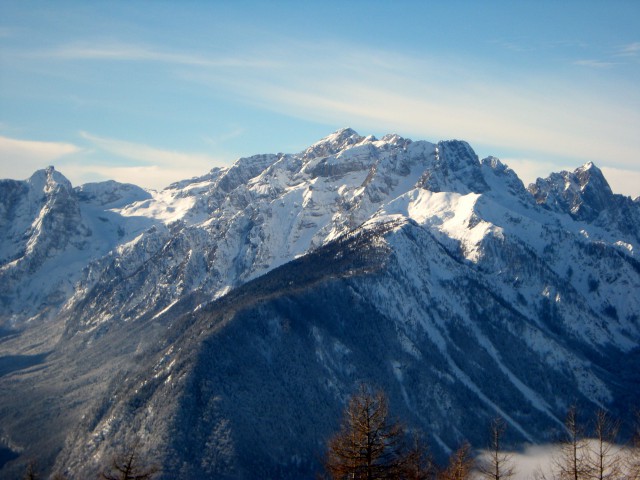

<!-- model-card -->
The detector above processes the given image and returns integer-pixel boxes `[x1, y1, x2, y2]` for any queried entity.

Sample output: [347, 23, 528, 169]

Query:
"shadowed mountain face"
[0, 130, 639, 478]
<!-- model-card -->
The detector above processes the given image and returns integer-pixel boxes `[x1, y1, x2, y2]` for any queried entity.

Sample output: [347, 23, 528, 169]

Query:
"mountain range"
[0, 128, 638, 478]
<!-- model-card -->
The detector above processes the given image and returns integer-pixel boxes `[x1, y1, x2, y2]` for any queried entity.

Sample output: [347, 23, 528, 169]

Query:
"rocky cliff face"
[0, 130, 638, 478]
[0, 167, 89, 321]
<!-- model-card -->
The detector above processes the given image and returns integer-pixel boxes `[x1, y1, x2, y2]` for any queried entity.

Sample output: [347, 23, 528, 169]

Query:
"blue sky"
[1, 1, 639, 196]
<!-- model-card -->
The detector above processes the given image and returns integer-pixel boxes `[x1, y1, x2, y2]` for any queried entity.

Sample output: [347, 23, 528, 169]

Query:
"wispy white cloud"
[573, 59, 616, 68]
[489, 39, 533, 53]
[0, 135, 80, 160]
[0, 133, 223, 189]
[80, 131, 215, 165]
[42, 42, 277, 68]
[192, 42, 639, 167]
[616, 41, 640, 57]
[61, 163, 207, 192]
[5, 36, 639, 196]
[0, 135, 81, 180]
[175, 39, 638, 195]
[78, 132, 225, 189]
[490, 38, 589, 53]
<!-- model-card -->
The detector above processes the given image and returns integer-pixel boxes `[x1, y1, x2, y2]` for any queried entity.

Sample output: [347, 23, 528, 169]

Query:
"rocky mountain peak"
[303, 127, 368, 160]
[380, 133, 409, 146]
[26, 166, 73, 199]
[528, 162, 614, 221]
[575, 161, 610, 190]
[418, 140, 488, 194]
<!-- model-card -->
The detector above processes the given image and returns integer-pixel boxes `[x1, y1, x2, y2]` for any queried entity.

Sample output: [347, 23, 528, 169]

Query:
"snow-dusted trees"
[476, 417, 515, 480]
[324, 384, 428, 479]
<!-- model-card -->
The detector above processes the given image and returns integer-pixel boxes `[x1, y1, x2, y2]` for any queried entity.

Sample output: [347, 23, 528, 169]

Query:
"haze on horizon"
[1, 1, 639, 197]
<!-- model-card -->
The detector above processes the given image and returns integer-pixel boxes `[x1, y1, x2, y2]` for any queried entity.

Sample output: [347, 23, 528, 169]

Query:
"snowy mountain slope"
[59, 129, 448, 335]
[0, 168, 162, 326]
[62, 129, 564, 339]
[54, 213, 639, 478]
[0, 129, 639, 478]
[0, 167, 92, 323]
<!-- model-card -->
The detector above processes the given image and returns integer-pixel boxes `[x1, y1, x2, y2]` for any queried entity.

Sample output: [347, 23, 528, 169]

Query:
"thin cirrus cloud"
[6, 37, 639, 195]
[62, 163, 207, 192]
[573, 59, 616, 68]
[42, 42, 277, 69]
[0, 135, 81, 181]
[77, 132, 224, 189]
[572, 41, 640, 68]
[197, 43, 639, 168]
[616, 42, 640, 56]
[63, 39, 637, 195]
[36, 39, 640, 166]
[0, 133, 224, 190]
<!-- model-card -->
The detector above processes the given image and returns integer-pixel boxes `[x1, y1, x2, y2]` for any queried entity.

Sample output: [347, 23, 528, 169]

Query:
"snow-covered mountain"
[0, 167, 155, 325]
[0, 129, 638, 478]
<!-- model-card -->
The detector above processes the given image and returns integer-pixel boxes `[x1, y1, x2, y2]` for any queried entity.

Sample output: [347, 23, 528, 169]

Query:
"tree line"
[323, 384, 640, 480]
[19, 384, 640, 479]
[21, 439, 157, 480]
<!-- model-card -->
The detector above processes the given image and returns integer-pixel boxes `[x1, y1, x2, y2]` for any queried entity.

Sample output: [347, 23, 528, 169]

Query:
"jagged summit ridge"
[528, 162, 640, 246]
[528, 162, 613, 220]
[1, 129, 638, 329]
[303, 127, 368, 159]
[0, 129, 639, 479]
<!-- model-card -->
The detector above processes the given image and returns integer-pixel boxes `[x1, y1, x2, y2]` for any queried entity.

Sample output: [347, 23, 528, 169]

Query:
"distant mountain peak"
[528, 161, 615, 221]
[575, 161, 610, 190]
[27, 165, 72, 194]
[380, 133, 409, 145]
[303, 127, 367, 159]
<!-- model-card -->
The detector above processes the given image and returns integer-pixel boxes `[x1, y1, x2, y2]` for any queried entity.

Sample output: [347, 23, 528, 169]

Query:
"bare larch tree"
[477, 417, 515, 480]
[325, 384, 412, 480]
